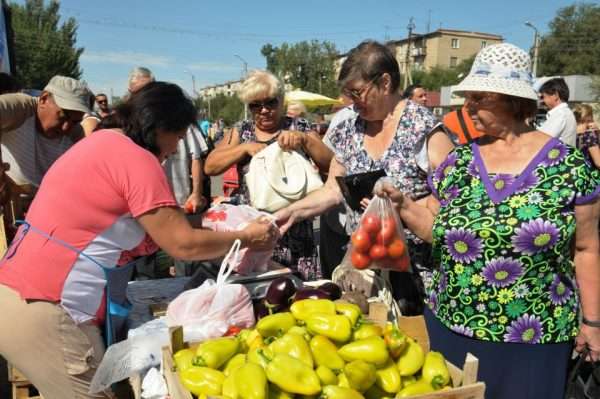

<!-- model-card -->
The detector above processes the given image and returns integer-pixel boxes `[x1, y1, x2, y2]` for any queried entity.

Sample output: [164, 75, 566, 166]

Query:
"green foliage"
[9, 0, 83, 89]
[538, 3, 600, 76]
[411, 56, 474, 91]
[261, 40, 339, 98]
[195, 94, 244, 127]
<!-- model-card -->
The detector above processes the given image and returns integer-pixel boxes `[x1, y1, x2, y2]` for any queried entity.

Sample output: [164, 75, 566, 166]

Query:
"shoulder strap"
[456, 109, 473, 143]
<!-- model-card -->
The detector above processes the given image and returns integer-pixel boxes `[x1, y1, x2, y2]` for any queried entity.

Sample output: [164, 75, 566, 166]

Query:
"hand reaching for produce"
[241, 216, 280, 251]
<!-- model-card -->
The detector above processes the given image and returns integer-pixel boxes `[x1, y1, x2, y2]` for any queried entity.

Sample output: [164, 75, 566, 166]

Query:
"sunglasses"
[248, 98, 279, 112]
[97, 99, 108, 104]
[342, 75, 381, 101]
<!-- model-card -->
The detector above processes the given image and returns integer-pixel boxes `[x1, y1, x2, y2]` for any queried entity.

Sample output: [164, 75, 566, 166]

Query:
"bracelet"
[582, 317, 600, 328]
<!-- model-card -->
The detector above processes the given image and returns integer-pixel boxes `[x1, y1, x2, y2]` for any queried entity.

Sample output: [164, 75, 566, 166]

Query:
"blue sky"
[24, 0, 578, 97]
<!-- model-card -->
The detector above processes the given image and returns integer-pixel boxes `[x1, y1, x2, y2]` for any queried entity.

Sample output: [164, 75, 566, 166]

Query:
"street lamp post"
[184, 69, 197, 96]
[525, 21, 540, 77]
[234, 54, 249, 120]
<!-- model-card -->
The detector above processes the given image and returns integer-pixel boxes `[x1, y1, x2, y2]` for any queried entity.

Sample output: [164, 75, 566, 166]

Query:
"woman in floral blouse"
[573, 104, 600, 169]
[204, 70, 332, 280]
[379, 43, 600, 399]
[276, 41, 455, 314]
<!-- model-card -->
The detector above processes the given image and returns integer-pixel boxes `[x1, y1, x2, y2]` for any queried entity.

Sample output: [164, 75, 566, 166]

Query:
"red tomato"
[184, 201, 195, 214]
[351, 228, 372, 253]
[351, 251, 371, 269]
[224, 325, 242, 336]
[361, 214, 381, 235]
[377, 217, 397, 244]
[387, 239, 406, 258]
[392, 255, 410, 272]
[369, 244, 387, 260]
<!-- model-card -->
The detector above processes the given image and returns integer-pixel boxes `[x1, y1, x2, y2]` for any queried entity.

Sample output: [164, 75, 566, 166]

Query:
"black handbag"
[565, 347, 600, 399]
[336, 169, 387, 211]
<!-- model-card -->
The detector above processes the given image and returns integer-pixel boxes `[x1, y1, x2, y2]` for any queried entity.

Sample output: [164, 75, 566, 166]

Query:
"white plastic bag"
[166, 240, 255, 342]
[202, 204, 274, 274]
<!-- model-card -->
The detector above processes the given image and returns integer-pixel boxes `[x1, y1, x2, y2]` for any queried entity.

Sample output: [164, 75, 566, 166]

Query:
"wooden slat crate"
[8, 365, 44, 399]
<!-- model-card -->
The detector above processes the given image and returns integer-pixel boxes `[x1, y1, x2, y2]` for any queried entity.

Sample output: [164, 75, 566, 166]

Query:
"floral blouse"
[233, 117, 321, 281]
[427, 139, 600, 344]
[327, 100, 442, 271]
[576, 128, 599, 166]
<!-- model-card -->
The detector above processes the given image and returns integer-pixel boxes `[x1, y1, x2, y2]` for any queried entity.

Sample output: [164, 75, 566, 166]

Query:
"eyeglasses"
[57, 109, 83, 125]
[464, 93, 499, 108]
[248, 98, 279, 113]
[342, 75, 381, 101]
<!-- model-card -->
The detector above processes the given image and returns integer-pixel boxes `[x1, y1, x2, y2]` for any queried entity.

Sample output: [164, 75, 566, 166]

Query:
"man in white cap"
[0, 75, 91, 217]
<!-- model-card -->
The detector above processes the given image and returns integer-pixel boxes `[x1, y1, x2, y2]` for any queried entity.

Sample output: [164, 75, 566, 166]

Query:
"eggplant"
[254, 298, 284, 320]
[292, 287, 331, 302]
[317, 282, 342, 300]
[264, 277, 296, 308]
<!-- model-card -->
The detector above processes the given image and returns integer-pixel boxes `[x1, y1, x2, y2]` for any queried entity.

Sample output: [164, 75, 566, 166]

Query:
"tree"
[538, 3, 600, 76]
[195, 94, 244, 127]
[411, 56, 474, 91]
[9, 0, 83, 89]
[261, 40, 339, 98]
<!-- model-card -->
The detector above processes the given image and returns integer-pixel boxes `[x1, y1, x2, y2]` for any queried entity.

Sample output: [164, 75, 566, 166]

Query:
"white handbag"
[246, 142, 324, 212]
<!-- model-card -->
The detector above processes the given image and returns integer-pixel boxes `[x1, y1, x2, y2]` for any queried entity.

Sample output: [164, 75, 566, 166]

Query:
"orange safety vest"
[443, 107, 485, 145]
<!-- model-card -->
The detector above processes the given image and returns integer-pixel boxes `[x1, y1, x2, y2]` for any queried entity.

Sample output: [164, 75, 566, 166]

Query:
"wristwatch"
[582, 317, 600, 328]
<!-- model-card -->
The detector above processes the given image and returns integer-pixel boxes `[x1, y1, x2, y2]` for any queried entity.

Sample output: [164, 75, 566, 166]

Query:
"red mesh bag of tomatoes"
[346, 195, 411, 272]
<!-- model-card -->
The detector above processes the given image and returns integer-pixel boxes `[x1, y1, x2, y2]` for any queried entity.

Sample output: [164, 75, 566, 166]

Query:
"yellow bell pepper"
[179, 366, 225, 396]
[268, 384, 295, 399]
[315, 365, 338, 386]
[306, 313, 352, 343]
[421, 351, 451, 389]
[287, 325, 311, 341]
[234, 362, 269, 399]
[264, 353, 321, 395]
[374, 358, 401, 394]
[396, 338, 425, 376]
[320, 385, 365, 399]
[364, 384, 395, 399]
[195, 337, 240, 369]
[247, 348, 273, 369]
[222, 374, 238, 398]
[174, 348, 195, 372]
[344, 360, 376, 393]
[338, 336, 389, 367]
[223, 353, 247, 377]
[383, 323, 407, 359]
[238, 329, 255, 353]
[334, 302, 362, 326]
[309, 335, 345, 371]
[396, 378, 435, 397]
[290, 299, 336, 321]
[337, 372, 350, 388]
[269, 333, 314, 368]
[256, 312, 297, 338]
[352, 323, 383, 341]
[401, 375, 417, 387]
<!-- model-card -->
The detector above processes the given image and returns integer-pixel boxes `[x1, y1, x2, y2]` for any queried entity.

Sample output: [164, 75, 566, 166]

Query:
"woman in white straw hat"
[377, 43, 600, 398]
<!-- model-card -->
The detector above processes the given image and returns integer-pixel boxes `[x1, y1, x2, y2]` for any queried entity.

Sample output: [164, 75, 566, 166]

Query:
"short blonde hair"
[237, 70, 284, 104]
[573, 104, 594, 125]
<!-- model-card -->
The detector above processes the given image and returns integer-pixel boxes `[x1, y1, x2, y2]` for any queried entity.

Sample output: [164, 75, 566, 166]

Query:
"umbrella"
[284, 89, 343, 108]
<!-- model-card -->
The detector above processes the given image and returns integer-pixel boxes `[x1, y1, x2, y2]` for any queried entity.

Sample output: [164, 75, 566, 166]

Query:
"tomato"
[361, 214, 381, 235]
[392, 255, 410, 272]
[351, 228, 372, 253]
[387, 239, 406, 258]
[184, 201, 195, 214]
[376, 217, 397, 244]
[224, 325, 242, 336]
[351, 251, 371, 269]
[369, 244, 387, 260]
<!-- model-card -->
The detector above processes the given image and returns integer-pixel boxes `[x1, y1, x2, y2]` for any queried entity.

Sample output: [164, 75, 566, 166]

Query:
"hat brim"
[52, 94, 91, 114]
[452, 76, 538, 101]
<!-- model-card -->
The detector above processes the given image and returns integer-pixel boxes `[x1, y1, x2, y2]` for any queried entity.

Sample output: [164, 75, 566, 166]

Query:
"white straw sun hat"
[452, 43, 538, 101]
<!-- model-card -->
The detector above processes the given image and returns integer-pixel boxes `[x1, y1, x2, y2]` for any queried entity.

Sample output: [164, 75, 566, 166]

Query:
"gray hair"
[237, 70, 284, 104]
[128, 67, 155, 85]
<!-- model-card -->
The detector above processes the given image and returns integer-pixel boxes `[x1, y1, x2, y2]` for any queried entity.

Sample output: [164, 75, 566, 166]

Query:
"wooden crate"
[8, 365, 44, 399]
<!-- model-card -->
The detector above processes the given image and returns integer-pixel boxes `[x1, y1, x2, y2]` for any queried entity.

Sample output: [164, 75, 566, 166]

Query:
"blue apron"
[3, 220, 136, 346]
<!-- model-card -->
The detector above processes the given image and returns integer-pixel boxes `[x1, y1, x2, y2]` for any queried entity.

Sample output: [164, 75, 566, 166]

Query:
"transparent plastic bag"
[344, 194, 411, 272]
[165, 240, 255, 342]
[202, 204, 274, 274]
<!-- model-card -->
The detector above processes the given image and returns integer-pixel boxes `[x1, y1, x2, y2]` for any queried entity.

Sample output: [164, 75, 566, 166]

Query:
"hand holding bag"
[246, 142, 323, 212]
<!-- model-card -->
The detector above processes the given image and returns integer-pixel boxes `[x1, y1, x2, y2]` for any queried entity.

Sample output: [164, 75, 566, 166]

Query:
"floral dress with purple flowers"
[427, 138, 600, 344]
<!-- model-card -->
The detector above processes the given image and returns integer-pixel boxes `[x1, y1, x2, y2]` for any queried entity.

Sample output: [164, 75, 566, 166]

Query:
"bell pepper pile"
[173, 298, 452, 398]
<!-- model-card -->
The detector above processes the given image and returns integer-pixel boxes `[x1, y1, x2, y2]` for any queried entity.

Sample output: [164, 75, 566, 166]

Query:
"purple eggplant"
[254, 298, 284, 320]
[317, 282, 342, 300]
[292, 287, 331, 302]
[264, 277, 297, 308]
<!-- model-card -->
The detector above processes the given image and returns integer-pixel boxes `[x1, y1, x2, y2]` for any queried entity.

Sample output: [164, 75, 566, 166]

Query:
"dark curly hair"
[99, 82, 196, 156]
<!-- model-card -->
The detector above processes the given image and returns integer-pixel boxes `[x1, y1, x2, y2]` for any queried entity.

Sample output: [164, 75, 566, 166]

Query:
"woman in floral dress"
[204, 70, 333, 280]
[379, 43, 600, 398]
[276, 41, 455, 314]
[573, 103, 600, 169]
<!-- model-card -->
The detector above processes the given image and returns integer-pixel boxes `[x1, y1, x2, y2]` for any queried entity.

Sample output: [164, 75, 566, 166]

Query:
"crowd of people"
[0, 39, 597, 399]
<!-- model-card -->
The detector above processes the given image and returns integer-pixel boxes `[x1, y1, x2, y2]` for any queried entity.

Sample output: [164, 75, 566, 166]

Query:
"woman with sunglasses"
[275, 41, 455, 314]
[378, 43, 600, 398]
[204, 70, 333, 280]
